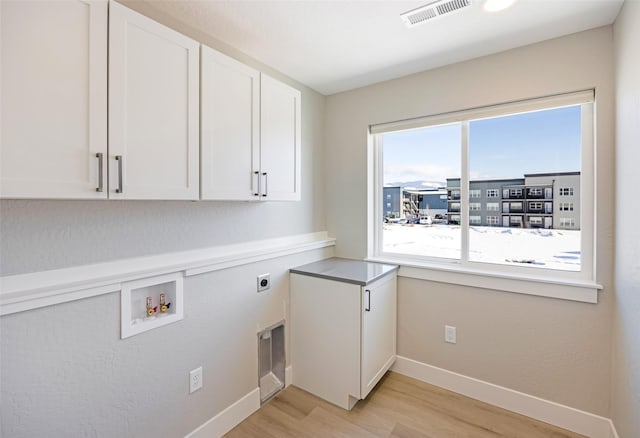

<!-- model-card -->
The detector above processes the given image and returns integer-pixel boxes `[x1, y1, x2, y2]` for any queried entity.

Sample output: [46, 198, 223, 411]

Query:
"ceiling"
[145, 0, 624, 95]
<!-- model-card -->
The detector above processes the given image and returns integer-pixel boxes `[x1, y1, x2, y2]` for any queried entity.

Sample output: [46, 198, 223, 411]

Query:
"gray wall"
[612, 2, 640, 436]
[1, 247, 333, 437]
[326, 27, 615, 416]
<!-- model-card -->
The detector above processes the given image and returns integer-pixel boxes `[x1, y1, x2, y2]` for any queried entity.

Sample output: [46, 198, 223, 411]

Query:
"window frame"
[369, 90, 599, 302]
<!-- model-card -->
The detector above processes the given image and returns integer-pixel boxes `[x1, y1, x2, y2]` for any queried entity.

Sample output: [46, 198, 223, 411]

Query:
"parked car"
[419, 215, 433, 225]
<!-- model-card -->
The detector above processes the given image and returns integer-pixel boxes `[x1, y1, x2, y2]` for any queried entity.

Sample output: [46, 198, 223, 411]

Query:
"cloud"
[384, 164, 458, 185]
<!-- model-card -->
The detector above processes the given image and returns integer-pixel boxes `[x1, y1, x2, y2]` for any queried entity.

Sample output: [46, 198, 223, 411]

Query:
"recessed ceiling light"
[484, 0, 516, 13]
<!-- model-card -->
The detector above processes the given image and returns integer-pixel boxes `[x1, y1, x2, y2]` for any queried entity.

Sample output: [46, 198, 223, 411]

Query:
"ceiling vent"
[401, 0, 472, 27]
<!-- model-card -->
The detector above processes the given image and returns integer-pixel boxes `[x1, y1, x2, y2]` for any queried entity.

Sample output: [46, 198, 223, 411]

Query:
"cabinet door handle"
[253, 171, 260, 197]
[262, 172, 268, 197]
[365, 289, 371, 312]
[95, 153, 104, 192]
[115, 155, 123, 193]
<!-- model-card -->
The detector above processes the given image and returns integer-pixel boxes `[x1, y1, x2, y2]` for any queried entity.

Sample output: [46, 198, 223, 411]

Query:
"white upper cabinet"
[1, 0, 108, 199]
[200, 46, 260, 200]
[200, 48, 301, 201]
[260, 74, 301, 201]
[108, 2, 199, 200]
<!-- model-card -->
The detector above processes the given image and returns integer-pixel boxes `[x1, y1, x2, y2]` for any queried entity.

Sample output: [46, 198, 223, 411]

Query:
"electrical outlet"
[190, 366, 203, 393]
[445, 325, 457, 344]
[257, 273, 270, 292]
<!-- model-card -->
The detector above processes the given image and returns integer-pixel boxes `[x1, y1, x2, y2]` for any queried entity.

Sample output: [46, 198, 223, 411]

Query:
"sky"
[383, 105, 581, 187]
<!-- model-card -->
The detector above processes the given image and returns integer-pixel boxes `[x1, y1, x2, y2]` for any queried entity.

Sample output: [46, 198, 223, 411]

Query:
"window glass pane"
[467, 106, 581, 271]
[382, 123, 461, 259]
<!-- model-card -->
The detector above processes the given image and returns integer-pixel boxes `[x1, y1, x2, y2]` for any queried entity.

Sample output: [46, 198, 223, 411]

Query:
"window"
[560, 218, 576, 227]
[529, 187, 543, 197]
[386, 202, 391, 207]
[509, 202, 523, 211]
[559, 187, 574, 196]
[510, 188, 523, 197]
[373, 90, 594, 283]
[529, 216, 543, 225]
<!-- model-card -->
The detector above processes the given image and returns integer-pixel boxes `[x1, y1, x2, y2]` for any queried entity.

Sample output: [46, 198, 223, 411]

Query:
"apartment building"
[383, 187, 447, 219]
[446, 172, 580, 230]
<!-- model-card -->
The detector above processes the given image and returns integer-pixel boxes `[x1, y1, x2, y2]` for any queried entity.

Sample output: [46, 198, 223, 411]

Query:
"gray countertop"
[290, 258, 398, 286]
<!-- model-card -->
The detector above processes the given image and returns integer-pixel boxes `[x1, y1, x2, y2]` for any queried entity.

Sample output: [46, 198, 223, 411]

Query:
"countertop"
[290, 258, 398, 286]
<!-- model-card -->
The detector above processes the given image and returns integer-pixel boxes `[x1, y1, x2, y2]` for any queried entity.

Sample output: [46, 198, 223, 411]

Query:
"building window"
[373, 90, 593, 280]
[386, 194, 391, 199]
[560, 218, 576, 227]
[386, 202, 391, 207]
[510, 202, 523, 211]
[529, 187, 543, 197]
[559, 187, 574, 196]
[529, 216, 543, 226]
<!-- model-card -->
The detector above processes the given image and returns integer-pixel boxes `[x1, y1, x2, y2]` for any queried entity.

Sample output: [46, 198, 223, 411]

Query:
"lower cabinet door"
[361, 274, 397, 398]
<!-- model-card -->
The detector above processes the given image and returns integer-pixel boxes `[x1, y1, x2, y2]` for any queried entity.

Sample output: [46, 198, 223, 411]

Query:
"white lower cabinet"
[290, 260, 397, 410]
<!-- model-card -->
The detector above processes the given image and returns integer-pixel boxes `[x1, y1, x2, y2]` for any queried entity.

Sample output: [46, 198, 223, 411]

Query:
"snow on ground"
[383, 224, 581, 271]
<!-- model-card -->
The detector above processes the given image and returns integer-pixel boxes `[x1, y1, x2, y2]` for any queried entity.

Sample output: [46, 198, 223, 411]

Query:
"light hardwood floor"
[225, 372, 586, 437]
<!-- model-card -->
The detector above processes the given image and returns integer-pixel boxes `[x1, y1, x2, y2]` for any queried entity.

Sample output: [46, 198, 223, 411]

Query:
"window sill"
[366, 256, 602, 303]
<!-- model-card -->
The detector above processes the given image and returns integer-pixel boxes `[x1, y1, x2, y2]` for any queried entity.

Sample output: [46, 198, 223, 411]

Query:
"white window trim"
[369, 90, 601, 303]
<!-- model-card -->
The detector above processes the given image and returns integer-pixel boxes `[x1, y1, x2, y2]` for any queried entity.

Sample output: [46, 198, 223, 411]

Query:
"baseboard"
[607, 420, 620, 438]
[392, 356, 613, 438]
[285, 365, 292, 387]
[185, 388, 260, 438]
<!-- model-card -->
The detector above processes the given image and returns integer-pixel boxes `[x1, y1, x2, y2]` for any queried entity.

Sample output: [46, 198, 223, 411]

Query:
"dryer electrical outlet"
[257, 273, 271, 292]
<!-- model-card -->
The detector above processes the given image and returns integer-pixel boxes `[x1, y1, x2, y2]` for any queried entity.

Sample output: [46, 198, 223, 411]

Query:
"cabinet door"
[109, 2, 199, 200]
[260, 74, 301, 201]
[200, 46, 260, 200]
[361, 274, 397, 398]
[0, 0, 108, 199]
